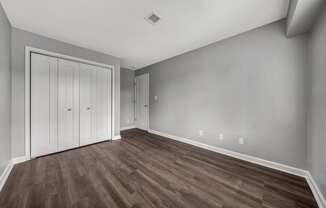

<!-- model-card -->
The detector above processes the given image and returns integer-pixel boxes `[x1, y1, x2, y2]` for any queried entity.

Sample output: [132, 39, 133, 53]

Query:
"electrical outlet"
[219, 134, 224, 141]
[199, 130, 204, 136]
[154, 96, 158, 101]
[238, 137, 244, 145]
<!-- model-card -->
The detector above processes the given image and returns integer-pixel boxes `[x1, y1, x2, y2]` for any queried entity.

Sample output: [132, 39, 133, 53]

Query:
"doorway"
[135, 73, 149, 131]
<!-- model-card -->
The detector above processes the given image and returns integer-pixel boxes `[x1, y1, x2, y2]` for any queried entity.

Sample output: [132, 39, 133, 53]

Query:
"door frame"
[25, 46, 115, 160]
[135, 73, 149, 131]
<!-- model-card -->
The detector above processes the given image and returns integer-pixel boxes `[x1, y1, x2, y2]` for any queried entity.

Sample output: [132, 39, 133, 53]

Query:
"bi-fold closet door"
[58, 59, 80, 151]
[79, 64, 112, 146]
[31, 53, 112, 158]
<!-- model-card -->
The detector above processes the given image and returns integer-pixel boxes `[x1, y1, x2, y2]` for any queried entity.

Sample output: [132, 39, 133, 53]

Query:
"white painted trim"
[111, 64, 115, 141]
[148, 129, 307, 177]
[0, 156, 32, 192]
[112, 135, 122, 140]
[0, 161, 13, 192]
[0, 156, 27, 192]
[148, 129, 326, 207]
[12, 156, 28, 164]
[26, 47, 113, 68]
[25, 46, 115, 159]
[305, 172, 326, 208]
[120, 125, 136, 131]
[2, 130, 326, 207]
[25, 48, 31, 160]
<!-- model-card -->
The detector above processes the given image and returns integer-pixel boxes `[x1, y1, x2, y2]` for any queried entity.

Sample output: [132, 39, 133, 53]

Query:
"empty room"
[0, 0, 326, 207]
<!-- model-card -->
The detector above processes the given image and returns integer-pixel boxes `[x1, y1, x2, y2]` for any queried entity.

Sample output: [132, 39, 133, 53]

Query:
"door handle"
[67, 108, 72, 111]
[86, 107, 91, 110]
[144, 105, 148, 107]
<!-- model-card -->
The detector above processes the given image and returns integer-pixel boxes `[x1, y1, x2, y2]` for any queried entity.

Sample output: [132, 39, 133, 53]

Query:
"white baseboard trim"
[148, 129, 306, 177]
[0, 161, 14, 192]
[112, 135, 122, 140]
[120, 125, 136, 131]
[305, 172, 326, 208]
[0, 156, 29, 192]
[12, 156, 28, 164]
[148, 129, 325, 208]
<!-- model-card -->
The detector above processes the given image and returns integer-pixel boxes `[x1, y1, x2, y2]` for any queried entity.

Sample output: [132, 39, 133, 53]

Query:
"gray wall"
[0, 3, 12, 175]
[11, 28, 121, 158]
[308, 5, 326, 197]
[120, 68, 135, 129]
[137, 21, 309, 169]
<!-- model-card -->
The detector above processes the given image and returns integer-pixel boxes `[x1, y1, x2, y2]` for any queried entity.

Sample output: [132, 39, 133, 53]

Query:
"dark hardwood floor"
[0, 129, 318, 208]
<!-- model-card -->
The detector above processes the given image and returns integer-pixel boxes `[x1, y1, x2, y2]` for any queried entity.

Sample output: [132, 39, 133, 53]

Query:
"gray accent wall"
[308, 5, 326, 196]
[11, 28, 121, 158]
[120, 68, 135, 129]
[136, 21, 309, 169]
[0, 3, 12, 175]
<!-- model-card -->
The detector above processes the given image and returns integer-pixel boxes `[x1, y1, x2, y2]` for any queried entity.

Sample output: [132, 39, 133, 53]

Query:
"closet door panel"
[58, 59, 79, 151]
[91, 69, 97, 141]
[79, 64, 94, 146]
[31, 53, 58, 157]
[95, 68, 110, 141]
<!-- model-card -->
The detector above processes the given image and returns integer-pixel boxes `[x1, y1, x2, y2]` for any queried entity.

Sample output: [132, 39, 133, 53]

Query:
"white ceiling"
[1, 0, 289, 69]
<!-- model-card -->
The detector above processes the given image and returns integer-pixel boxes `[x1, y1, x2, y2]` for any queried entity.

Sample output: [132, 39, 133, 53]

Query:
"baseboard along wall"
[1, 130, 325, 208]
[0, 156, 28, 192]
[112, 135, 122, 140]
[120, 125, 136, 131]
[148, 129, 326, 208]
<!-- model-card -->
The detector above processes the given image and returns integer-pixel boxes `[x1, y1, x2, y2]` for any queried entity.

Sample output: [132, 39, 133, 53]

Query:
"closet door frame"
[25, 46, 115, 160]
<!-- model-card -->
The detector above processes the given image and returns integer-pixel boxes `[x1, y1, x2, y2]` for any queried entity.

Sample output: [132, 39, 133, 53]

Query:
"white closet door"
[94, 67, 112, 142]
[58, 59, 79, 151]
[80, 65, 111, 144]
[31, 53, 58, 157]
[79, 64, 95, 146]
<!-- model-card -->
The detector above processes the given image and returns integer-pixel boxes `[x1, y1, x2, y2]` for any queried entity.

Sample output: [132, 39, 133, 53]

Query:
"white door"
[135, 74, 149, 130]
[58, 59, 80, 151]
[94, 67, 112, 142]
[79, 64, 93, 146]
[80, 64, 112, 145]
[31, 53, 58, 157]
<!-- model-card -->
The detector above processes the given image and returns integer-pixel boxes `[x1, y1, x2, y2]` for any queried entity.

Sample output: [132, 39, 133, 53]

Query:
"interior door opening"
[135, 73, 149, 131]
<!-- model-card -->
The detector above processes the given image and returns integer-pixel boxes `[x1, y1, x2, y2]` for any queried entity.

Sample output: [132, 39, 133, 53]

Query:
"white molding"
[305, 172, 326, 208]
[148, 129, 307, 177]
[0, 161, 13, 192]
[25, 47, 31, 160]
[112, 135, 122, 140]
[0, 156, 30, 192]
[111, 63, 115, 141]
[12, 156, 28, 164]
[146, 73, 149, 131]
[148, 129, 326, 207]
[1, 130, 325, 207]
[26, 47, 114, 68]
[25, 46, 115, 159]
[120, 125, 136, 131]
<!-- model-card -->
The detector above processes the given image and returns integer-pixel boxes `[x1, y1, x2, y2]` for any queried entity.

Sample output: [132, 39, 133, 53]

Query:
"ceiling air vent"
[146, 13, 161, 25]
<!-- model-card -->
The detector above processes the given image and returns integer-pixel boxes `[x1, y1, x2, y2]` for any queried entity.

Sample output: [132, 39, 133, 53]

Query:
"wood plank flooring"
[0, 129, 318, 208]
